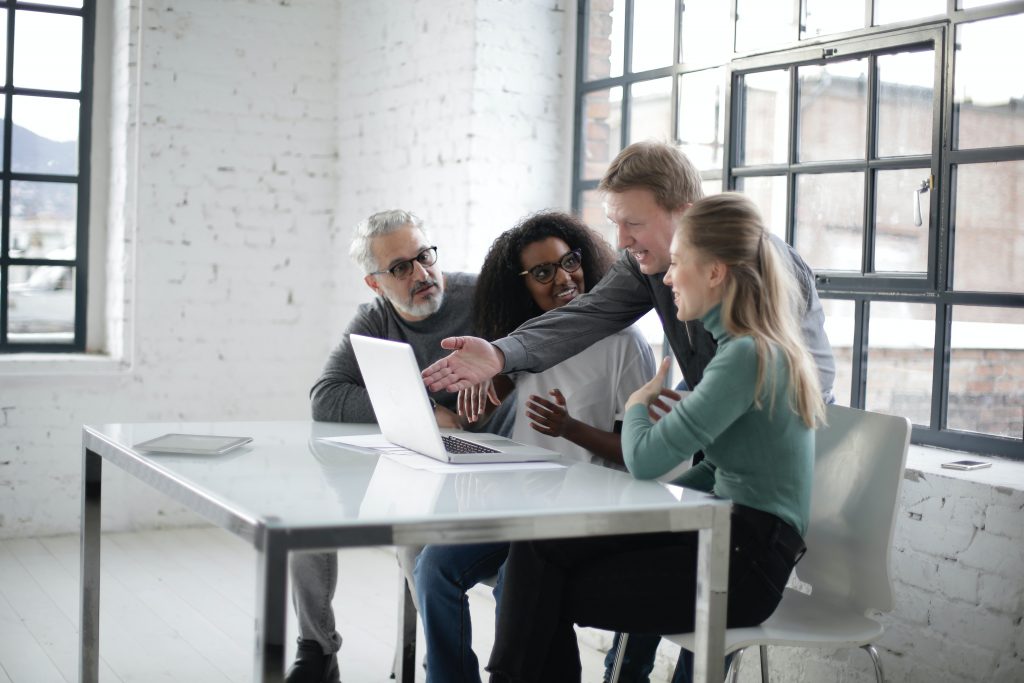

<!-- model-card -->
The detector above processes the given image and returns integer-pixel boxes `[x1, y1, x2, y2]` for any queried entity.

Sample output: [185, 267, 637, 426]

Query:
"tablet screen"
[133, 433, 252, 455]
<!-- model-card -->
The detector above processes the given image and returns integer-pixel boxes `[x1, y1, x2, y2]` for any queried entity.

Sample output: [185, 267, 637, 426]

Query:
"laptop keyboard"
[442, 435, 499, 455]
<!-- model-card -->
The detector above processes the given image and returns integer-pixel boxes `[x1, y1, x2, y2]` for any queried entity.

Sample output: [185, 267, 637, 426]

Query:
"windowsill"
[906, 443, 1024, 493]
[0, 352, 129, 376]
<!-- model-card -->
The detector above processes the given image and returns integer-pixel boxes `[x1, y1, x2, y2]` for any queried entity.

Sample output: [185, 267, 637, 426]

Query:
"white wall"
[333, 0, 572, 343]
[0, 0, 573, 538]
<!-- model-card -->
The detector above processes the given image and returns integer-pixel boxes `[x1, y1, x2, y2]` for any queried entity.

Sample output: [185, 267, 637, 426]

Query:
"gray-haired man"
[288, 209, 513, 682]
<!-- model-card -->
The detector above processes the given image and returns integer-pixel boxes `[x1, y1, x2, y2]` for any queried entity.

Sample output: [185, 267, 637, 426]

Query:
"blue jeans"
[414, 542, 509, 683]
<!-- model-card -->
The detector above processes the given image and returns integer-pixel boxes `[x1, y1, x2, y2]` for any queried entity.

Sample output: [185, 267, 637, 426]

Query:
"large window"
[0, 0, 94, 352]
[573, 0, 1023, 458]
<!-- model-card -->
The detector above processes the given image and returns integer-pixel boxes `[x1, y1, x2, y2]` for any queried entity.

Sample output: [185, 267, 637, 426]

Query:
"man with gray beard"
[289, 209, 513, 682]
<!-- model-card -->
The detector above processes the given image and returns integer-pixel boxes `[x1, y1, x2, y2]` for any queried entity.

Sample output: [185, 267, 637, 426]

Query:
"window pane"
[14, 10, 82, 92]
[865, 301, 934, 426]
[7, 264, 76, 343]
[736, 0, 798, 53]
[874, 169, 929, 273]
[948, 306, 1024, 439]
[680, 0, 731, 65]
[11, 181, 78, 260]
[798, 59, 867, 162]
[877, 49, 935, 157]
[0, 99, 5, 165]
[0, 10, 7, 87]
[580, 87, 622, 181]
[803, 0, 865, 38]
[739, 70, 790, 166]
[960, 0, 1020, 8]
[579, 189, 616, 248]
[631, 0, 674, 73]
[954, 15, 1024, 150]
[953, 160, 1024, 293]
[585, 0, 625, 80]
[821, 298, 856, 405]
[12, 95, 79, 175]
[741, 175, 788, 239]
[29, 1, 84, 7]
[628, 78, 672, 144]
[874, 0, 944, 25]
[794, 172, 864, 271]
[678, 68, 726, 173]
[701, 179, 723, 196]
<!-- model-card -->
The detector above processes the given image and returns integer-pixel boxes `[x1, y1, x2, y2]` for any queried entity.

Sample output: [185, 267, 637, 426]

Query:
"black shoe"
[285, 639, 340, 683]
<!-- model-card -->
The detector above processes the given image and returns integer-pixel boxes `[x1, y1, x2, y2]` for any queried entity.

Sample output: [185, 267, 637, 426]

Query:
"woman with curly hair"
[413, 211, 656, 683]
[472, 210, 656, 465]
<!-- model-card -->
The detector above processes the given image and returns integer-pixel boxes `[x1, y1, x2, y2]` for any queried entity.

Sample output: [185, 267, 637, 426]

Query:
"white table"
[79, 421, 731, 683]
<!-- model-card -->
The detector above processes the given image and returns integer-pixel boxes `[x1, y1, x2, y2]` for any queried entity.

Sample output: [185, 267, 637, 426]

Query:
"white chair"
[611, 404, 911, 683]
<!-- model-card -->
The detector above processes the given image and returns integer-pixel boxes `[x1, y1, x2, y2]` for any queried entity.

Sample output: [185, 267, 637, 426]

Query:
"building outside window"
[0, 0, 93, 352]
[573, 0, 1023, 458]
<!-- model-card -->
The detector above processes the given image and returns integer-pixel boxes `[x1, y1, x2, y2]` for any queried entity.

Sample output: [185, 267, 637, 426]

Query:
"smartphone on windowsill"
[940, 459, 992, 471]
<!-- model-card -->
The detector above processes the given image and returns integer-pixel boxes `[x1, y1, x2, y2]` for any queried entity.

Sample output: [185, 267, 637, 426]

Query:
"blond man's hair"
[599, 140, 705, 211]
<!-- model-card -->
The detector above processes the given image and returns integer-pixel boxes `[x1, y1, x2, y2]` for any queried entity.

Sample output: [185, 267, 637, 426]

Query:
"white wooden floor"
[0, 527, 619, 682]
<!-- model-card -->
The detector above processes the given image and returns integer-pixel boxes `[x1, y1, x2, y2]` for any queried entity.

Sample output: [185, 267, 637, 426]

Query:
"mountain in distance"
[0, 120, 78, 218]
[6, 119, 78, 175]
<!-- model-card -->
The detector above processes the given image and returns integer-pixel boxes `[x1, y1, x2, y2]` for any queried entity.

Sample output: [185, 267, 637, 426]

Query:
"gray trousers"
[289, 546, 423, 655]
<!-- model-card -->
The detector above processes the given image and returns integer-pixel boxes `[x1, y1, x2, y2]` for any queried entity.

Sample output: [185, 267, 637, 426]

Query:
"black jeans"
[487, 505, 804, 683]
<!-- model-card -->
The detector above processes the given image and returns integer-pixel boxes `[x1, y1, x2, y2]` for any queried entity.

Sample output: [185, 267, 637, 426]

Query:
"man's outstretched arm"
[422, 336, 505, 393]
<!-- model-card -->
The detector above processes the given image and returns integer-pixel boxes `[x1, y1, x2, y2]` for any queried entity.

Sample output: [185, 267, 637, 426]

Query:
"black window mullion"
[786, 65, 798, 246]
[933, 302, 951, 430]
[863, 55, 879, 275]
[850, 298, 868, 408]
[570, 0, 589, 214]
[74, 0, 96, 351]
[620, 0, 634, 150]
[0, 2, 15, 346]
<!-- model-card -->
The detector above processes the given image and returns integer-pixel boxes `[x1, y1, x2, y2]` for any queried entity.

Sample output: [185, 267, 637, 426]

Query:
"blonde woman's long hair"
[680, 193, 825, 428]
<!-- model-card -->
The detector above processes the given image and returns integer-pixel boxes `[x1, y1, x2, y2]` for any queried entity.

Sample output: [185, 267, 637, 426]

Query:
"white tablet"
[133, 433, 253, 455]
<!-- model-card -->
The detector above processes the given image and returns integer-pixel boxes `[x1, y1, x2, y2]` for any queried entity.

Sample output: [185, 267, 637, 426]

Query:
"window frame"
[0, 0, 95, 353]
[572, 0, 1024, 458]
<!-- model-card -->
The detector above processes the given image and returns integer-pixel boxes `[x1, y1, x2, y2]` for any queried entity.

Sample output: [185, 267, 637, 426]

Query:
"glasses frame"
[519, 248, 583, 284]
[369, 246, 439, 280]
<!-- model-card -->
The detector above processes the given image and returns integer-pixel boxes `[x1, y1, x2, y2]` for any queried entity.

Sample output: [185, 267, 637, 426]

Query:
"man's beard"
[386, 278, 444, 319]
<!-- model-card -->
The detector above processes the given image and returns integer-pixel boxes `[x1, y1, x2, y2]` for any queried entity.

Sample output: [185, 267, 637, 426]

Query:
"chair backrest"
[797, 404, 911, 615]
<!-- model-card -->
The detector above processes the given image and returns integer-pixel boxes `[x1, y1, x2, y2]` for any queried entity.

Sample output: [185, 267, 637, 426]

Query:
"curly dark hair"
[474, 211, 616, 341]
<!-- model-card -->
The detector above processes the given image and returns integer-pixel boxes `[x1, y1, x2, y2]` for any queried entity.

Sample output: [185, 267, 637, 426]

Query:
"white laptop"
[350, 334, 560, 465]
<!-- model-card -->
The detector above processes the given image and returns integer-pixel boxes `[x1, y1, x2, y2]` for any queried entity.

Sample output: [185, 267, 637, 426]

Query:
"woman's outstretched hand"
[422, 336, 505, 393]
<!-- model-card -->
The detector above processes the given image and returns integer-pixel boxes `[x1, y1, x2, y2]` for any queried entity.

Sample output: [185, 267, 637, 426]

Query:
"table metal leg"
[394, 571, 417, 683]
[693, 505, 731, 683]
[79, 446, 102, 683]
[255, 528, 288, 683]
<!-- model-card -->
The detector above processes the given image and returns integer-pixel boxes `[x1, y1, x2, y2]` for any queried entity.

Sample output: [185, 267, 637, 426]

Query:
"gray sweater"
[311, 272, 515, 432]
[494, 237, 836, 399]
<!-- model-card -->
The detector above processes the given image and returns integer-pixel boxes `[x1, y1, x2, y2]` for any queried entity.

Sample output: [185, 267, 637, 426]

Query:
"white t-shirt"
[511, 325, 656, 468]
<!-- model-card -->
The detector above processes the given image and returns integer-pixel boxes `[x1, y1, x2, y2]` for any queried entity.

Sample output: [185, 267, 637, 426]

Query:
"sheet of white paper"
[317, 436, 566, 473]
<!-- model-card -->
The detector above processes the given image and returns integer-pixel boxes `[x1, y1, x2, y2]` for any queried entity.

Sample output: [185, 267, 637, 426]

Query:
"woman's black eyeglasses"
[519, 249, 583, 284]
[370, 246, 438, 280]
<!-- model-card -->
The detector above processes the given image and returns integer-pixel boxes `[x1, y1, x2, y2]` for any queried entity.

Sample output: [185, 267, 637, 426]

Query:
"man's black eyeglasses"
[519, 249, 583, 284]
[370, 246, 439, 280]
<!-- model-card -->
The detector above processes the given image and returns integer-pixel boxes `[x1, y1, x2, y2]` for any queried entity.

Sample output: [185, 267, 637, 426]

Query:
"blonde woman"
[486, 193, 826, 682]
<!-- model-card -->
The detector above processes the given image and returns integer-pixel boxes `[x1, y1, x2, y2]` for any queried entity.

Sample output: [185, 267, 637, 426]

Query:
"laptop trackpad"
[475, 437, 520, 449]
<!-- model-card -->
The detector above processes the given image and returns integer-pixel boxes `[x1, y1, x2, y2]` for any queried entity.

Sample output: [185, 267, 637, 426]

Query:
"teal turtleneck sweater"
[622, 305, 815, 535]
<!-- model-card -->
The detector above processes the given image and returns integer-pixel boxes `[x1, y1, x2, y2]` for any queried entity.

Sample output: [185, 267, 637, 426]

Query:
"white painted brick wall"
[1, 0, 341, 536]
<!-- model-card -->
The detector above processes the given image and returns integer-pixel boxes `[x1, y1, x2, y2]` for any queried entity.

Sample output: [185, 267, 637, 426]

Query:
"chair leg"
[608, 633, 628, 683]
[861, 644, 885, 683]
[758, 645, 769, 683]
[725, 647, 744, 683]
